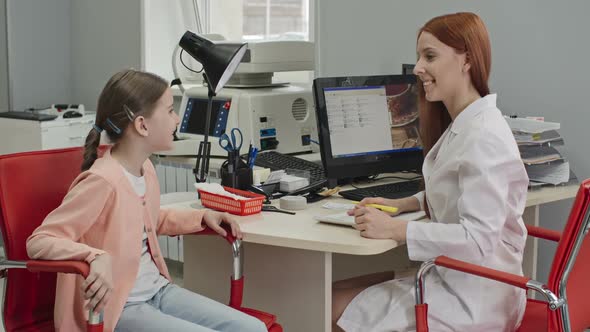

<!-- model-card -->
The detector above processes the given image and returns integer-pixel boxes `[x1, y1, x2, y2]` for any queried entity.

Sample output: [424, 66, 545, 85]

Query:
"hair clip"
[123, 104, 136, 122]
[92, 124, 103, 133]
[106, 118, 122, 135]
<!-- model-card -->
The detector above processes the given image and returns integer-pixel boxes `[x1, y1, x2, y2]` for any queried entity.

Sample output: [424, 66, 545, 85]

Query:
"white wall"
[70, 0, 142, 111]
[6, 0, 72, 110]
[0, 0, 8, 111]
[142, 0, 201, 82]
[315, 0, 590, 282]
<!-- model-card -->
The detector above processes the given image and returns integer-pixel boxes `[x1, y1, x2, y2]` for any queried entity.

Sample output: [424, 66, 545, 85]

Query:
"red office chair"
[414, 179, 590, 332]
[0, 147, 282, 331]
[0, 147, 104, 331]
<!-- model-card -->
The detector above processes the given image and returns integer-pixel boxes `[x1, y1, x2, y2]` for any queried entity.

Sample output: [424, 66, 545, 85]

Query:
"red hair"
[416, 13, 491, 215]
[417, 12, 491, 154]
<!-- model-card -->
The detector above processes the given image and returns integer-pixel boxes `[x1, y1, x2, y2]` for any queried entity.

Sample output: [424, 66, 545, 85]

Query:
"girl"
[332, 12, 529, 332]
[27, 69, 267, 332]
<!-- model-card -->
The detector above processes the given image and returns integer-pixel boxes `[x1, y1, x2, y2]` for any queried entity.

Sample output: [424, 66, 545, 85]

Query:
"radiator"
[152, 157, 222, 262]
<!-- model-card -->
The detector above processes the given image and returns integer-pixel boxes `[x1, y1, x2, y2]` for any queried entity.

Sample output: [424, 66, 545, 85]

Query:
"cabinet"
[0, 115, 94, 155]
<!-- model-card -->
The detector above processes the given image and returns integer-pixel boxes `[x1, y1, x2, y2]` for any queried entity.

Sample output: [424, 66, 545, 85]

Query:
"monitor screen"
[313, 74, 423, 182]
[178, 97, 231, 138]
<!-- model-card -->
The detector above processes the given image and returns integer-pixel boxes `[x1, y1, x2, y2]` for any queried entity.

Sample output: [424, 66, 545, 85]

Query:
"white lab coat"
[338, 94, 529, 332]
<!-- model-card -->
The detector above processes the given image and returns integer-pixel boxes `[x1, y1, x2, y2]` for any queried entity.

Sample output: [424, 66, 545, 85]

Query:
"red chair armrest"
[434, 256, 530, 289]
[525, 224, 561, 242]
[191, 223, 238, 244]
[26, 260, 90, 278]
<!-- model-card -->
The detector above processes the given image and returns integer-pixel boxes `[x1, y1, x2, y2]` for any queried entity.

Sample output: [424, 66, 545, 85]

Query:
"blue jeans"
[115, 284, 267, 332]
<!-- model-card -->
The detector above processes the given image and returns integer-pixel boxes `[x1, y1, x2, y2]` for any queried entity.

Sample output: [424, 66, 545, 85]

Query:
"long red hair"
[417, 12, 491, 214]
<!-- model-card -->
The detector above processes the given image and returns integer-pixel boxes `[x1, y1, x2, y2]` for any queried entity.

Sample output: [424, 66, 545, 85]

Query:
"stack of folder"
[505, 116, 575, 186]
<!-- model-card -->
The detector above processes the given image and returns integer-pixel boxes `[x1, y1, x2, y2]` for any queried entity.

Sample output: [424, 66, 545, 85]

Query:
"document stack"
[505, 116, 573, 187]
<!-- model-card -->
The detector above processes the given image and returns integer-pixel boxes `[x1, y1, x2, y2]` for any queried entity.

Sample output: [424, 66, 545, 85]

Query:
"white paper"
[322, 202, 356, 210]
[526, 161, 570, 185]
[265, 170, 285, 184]
[505, 117, 560, 134]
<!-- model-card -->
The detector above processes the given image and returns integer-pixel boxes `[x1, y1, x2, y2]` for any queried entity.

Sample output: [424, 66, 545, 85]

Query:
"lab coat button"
[142, 201, 146, 206]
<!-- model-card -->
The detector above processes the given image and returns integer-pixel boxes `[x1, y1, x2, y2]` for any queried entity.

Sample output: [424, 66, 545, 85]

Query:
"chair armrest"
[26, 260, 90, 278]
[191, 224, 238, 244]
[189, 223, 244, 308]
[525, 224, 561, 242]
[434, 256, 530, 288]
[430, 256, 564, 310]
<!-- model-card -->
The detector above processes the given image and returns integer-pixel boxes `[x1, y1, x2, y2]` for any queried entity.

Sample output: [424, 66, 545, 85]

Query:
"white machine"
[162, 40, 318, 157]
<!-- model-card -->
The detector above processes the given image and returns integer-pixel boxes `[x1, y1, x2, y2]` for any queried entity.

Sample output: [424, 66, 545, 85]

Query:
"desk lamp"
[178, 31, 247, 182]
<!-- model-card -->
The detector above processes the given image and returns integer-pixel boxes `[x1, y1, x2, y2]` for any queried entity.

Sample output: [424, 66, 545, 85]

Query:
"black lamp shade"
[179, 31, 247, 94]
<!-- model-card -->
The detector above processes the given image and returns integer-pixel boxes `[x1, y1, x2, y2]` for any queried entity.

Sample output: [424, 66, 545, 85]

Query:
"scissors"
[219, 128, 243, 153]
[261, 205, 296, 215]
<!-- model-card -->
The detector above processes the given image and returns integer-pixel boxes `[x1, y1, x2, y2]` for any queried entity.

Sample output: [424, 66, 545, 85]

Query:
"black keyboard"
[254, 151, 326, 185]
[339, 179, 422, 201]
[0, 111, 57, 121]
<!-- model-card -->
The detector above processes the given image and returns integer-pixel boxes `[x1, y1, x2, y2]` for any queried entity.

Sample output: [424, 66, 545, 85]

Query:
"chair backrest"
[0, 147, 85, 331]
[547, 179, 590, 332]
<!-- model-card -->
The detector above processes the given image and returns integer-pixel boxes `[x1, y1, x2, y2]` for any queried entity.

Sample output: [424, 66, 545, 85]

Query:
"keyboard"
[339, 179, 422, 201]
[254, 150, 327, 187]
[0, 111, 57, 121]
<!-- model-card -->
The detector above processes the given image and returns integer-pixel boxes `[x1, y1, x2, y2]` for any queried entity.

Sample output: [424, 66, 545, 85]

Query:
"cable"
[180, 49, 204, 74]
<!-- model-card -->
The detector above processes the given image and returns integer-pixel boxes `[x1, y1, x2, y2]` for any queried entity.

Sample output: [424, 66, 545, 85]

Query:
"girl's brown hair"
[81, 69, 168, 171]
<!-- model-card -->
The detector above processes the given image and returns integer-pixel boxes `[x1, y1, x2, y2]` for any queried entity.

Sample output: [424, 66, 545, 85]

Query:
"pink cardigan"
[26, 149, 205, 332]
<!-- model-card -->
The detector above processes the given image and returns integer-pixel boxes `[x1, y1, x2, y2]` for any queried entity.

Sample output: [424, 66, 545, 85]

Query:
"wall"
[0, 0, 8, 111]
[70, 0, 142, 111]
[315, 0, 590, 282]
[6, 0, 72, 110]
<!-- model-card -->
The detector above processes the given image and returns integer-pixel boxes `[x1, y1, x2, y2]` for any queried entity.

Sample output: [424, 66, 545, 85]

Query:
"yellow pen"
[351, 201, 398, 214]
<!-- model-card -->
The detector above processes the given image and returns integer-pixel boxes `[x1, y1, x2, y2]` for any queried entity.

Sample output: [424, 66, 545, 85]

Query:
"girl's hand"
[349, 206, 408, 241]
[81, 253, 113, 314]
[202, 210, 242, 239]
[358, 197, 403, 216]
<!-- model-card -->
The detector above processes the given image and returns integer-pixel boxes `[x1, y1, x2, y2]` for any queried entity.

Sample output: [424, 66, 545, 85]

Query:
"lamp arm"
[171, 44, 185, 94]
[194, 86, 216, 183]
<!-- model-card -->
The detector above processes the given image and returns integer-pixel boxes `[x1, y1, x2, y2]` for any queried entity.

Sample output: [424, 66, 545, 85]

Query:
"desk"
[163, 182, 578, 332]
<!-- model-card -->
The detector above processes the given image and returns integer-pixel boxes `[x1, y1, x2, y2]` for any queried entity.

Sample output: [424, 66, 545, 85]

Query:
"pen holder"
[220, 152, 253, 190]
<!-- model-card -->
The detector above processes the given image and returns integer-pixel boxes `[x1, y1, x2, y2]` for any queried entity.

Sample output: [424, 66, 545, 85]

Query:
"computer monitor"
[313, 74, 423, 185]
[402, 64, 415, 75]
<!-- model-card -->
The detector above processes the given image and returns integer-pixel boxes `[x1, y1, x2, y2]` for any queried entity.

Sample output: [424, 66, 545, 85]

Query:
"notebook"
[315, 210, 427, 227]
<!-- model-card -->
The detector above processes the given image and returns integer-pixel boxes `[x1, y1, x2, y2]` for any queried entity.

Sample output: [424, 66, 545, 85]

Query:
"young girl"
[332, 13, 529, 331]
[26, 69, 267, 332]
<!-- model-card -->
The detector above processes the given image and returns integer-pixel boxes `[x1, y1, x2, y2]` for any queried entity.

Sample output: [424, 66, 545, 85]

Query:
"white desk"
[163, 182, 578, 332]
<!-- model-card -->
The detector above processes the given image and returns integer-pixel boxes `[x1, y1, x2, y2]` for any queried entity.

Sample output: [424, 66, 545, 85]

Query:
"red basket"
[198, 186, 265, 216]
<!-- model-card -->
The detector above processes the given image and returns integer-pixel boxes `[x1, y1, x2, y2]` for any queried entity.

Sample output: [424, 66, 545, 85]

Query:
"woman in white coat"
[332, 12, 529, 332]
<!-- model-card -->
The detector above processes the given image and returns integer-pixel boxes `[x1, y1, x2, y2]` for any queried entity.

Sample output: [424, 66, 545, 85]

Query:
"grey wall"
[6, 0, 72, 110]
[315, 0, 590, 282]
[0, 0, 8, 111]
[71, 0, 142, 110]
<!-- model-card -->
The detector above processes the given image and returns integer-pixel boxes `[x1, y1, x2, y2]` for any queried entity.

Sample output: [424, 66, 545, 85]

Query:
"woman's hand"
[348, 206, 408, 241]
[81, 253, 113, 314]
[202, 210, 242, 239]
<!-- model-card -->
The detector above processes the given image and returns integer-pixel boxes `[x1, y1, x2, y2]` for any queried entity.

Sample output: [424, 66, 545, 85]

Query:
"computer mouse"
[63, 110, 82, 118]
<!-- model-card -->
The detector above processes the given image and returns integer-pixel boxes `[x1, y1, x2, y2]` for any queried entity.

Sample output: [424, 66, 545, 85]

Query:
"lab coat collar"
[450, 94, 497, 134]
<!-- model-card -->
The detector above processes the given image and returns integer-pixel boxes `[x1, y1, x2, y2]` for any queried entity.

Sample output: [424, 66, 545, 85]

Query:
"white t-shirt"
[122, 166, 169, 302]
